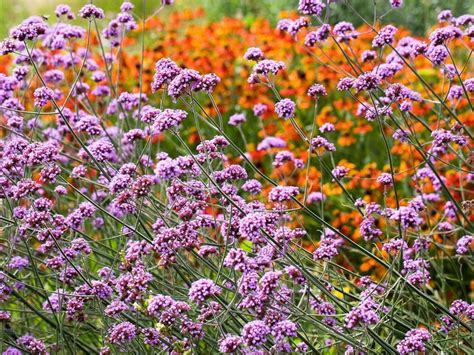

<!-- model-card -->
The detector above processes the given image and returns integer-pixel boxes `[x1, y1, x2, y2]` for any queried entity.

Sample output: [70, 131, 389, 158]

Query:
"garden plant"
[0, 0, 472, 353]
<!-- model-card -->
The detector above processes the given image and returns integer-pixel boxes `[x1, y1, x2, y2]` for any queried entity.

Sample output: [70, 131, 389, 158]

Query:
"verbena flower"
[274, 98, 296, 119]
[396, 328, 431, 354]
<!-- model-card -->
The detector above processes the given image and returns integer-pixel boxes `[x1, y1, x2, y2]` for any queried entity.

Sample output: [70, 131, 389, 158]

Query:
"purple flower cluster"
[372, 25, 398, 47]
[79, 4, 105, 20]
[152, 109, 187, 132]
[274, 98, 296, 119]
[313, 229, 344, 260]
[189, 279, 221, 304]
[298, 0, 325, 16]
[396, 328, 431, 354]
[268, 185, 299, 202]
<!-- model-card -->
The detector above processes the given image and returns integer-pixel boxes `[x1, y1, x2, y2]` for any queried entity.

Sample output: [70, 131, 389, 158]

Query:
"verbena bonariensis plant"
[0, 0, 472, 353]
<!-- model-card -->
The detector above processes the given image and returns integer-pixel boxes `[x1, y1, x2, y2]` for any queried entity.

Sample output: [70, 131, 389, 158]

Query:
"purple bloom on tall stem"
[79, 4, 105, 20]
[456, 235, 473, 255]
[241, 320, 270, 347]
[372, 25, 398, 47]
[390, 0, 404, 9]
[377, 172, 393, 186]
[8, 256, 29, 270]
[268, 186, 299, 202]
[333, 22, 359, 42]
[396, 328, 431, 354]
[361, 50, 376, 62]
[152, 109, 187, 132]
[307, 83, 327, 98]
[189, 279, 221, 303]
[274, 98, 296, 119]
[298, 0, 325, 16]
[106, 322, 137, 345]
[228, 113, 246, 126]
[151, 58, 181, 92]
[33, 87, 54, 107]
[244, 47, 264, 61]
[331, 166, 349, 180]
[353, 72, 381, 92]
[218, 335, 242, 353]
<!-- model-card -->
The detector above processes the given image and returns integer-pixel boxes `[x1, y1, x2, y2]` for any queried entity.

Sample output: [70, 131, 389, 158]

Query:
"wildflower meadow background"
[0, 0, 472, 354]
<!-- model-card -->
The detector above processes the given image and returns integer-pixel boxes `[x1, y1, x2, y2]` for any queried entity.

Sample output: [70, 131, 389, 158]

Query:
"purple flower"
[388, 206, 422, 229]
[79, 4, 105, 19]
[10, 18, 48, 41]
[361, 50, 376, 62]
[151, 58, 181, 92]
[307, 191, 326, 204]
[298, 0, 325, 16]
[456, 235, 473, 255]
[402, 258, 430, 285]
[396, 328, 431, 354]
[152, 109, 187, 132]
[377, 172, 393, 186]
[55, 5, 74, 19]
[2, 348, 21, 355]
[271, 320, 298, 340]
[268, 185, 299, 202]
[313, 229, 344, 260]
[253, 103, 268, 116]
[429, 26, 463, 45]
[426, 45, 449, 65]
[353, 72, 381, 92]
[228, 113, 246, 126]
[106, 322, 137, 345]
[218, 335, 242, 353]
[257, 136, 286, 151]
[189, 279, 221, 303]
[239, 212, 277, 244]
[8, 256, 29, 270]
[333, 22, 359, 42]
[44, 70, 64, 84]
[273, 150, 294, 167]
[465, 78, 474, 92]
[389, 0, 404, 9]
[147, 294, 175, 317]
[438, 10, 453, 23]
[385, 83, 422, 102]
[244, 47, 264, 61]
[307, 83, 327, 98]
[345, 297, 380, 328]
[372, 25, 398, 47]
[311, 136, 336, 153]
[17, 335, 48, 355]
[120, 2, 134, 12]
[241, 320, 270, 347]
[337, 77, 354, 91]
[331, 166, 349, 180]
[305, 24, 331, 46]
[448, 85, 463, 101]
[194, 73, 220, 93]
[274, 98, 296, 119]
[168, 68, 201, 98]
[253, 59, 286, 76]
[242, 179, 262, 195]
[33, 87, 54, 107]
[320, 122, 335, 133]
[360, 217, 383, 241]
[105, 300, 128, 316]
